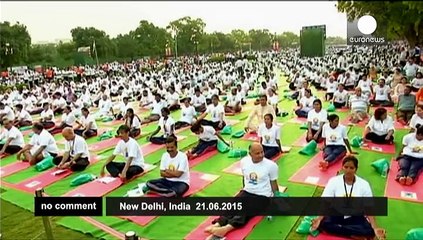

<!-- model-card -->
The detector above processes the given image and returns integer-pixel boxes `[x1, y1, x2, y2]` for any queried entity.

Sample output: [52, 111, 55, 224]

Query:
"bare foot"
[210, 226, 231, 238]
[405, 177, 413, 186]
[204, 223, 219, 233]
[399, 177, 406, 185]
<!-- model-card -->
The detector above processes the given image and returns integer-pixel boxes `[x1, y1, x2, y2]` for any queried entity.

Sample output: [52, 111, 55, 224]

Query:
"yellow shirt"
[245, 104, 276, 128]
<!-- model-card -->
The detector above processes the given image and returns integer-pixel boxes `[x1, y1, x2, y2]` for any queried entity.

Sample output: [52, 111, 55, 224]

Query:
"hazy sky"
[1, 1, 347, 43]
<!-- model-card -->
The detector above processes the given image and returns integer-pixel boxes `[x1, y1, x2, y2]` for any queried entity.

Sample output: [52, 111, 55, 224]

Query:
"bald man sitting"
[52, 127, 90, 171]
[204, 142, 280, 239]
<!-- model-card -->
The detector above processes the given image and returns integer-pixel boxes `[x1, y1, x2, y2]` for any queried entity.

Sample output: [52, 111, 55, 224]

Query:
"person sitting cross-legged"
[74, 107, 98, 139]
[53, 127, 90, 171]
[258, 113, 283, 159]
[203, 142, 279, 239]
[16, 122, 59, 165]
[141, 136, 190, 197]
[187, 122, 229, 160]
[100, 125, 145, 182]
[148, 107, 176, 145]
[363, 107, 395, 144]
[0, 118, 24, 155]
[13, 104, 33, 128]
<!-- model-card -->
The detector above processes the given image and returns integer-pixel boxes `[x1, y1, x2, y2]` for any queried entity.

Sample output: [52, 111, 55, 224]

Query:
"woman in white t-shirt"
[295, 89, 315, 118]
[198, 94, 226, 130]
[332, 84, 349, 108]
[320, 114, 356, 170]
[148, 107, 176, 145]
[306, 99, 328, 143]
[14, 104, 33, 128]
[325, 77, 338, 101]
[74, 107, 98, 139]
[124, 108, 141, 138]
[101, 125, 144, 181]
[364, 108, 395, 144]
[396, 125, 423, 185]
[258, 114, 282, 159]
[411, 72, 423, 92]
[409, 105, 423, 132]
[311, 156, 384, 239]
[39, 102, 56, 130]
[143, 137, 189, 197]
[187, 123, 229, 160]
[175, 98, 197, 130]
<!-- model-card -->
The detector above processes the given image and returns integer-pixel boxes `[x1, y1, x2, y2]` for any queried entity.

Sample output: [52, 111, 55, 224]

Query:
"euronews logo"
[347, 15, 386, 45]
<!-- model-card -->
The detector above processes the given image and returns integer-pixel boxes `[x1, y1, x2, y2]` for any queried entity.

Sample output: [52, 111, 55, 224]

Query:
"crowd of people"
[0, 42, 422, 239]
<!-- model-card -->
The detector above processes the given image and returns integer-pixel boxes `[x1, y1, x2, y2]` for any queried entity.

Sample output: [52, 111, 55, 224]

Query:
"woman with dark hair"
[411, 72, 423, 92]
[320, 114, 356, 170]
[124, 108, 141, 138]
[197, 94, 226, 130]
[175, 98, 196, 130]
[409, 105, 423, 132]
[306, 99, 327, 143]
[364, 107, 395, 144]
[148, 107, 176, 145]
[395, 124, 423, 185]
[187, 122, 229, 160]
[310, 156, 385, 240]
[295, 89, 315, 118]
[258, 113, 283, 159]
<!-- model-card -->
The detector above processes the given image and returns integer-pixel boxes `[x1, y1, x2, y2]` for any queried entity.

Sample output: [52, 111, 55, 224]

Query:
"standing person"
[100, 125, 144, 182]
[53, 127, 90, 171]
[0, 118, 24, 155]
[141, 137, 190, 197]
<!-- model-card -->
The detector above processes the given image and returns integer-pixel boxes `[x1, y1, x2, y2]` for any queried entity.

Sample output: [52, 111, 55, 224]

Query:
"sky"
[1, 1, 348, 43]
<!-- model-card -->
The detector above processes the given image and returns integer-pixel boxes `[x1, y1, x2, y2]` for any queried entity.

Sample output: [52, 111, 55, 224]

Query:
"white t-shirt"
[326, 81, 338, 93]
[358, 80, 372, 93]
[180, 105, 196, 124]
[167, 92, 180, 106]
[307, 109, 328, 130]
[52, 98, 67, 108]
[366, 116, 395, 136]
[411, 78, 423, 89]
[258, 123, 280, 147]
[61, 112, 76, 126]
[80, 114, 98, 130]
[206, 104, 225, 122]
[349, 95, 368, 112]
[29, 129, 59, 155]
[199, 125, 217, 142]
[333, 90, 348, 103]
[65, 135, 90, 159]
[151, 100, 166, 115]
[17, 110, 33, 122]
[2, 126, 24, 147]
[158, 116, 175, 137]
[322, 175, 372, 197]
[299, 96, 315, 112]
[227, 94, 241, 107]
[241, 156, 279, 197]
[160, 151, 190, 185]
[98, 99, 112, 115]
[117, 102, 130, 115]
[128, 116, 141, 129]
[374, 85, 391, 101]
[322, 123, 348, 146]
[41, 109, 55, 122]
[409, 114, 423, 130]
[113, 138, 145, 167]
[402, 133, 423, 158]
[1, 106, 15, 120]
[191, 95, 206, 107]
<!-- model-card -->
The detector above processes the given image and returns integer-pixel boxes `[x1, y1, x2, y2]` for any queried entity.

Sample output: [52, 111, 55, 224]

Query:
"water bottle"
[381, 163, 388, 178]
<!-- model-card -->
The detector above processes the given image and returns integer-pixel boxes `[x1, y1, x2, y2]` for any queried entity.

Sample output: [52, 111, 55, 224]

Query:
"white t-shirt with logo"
[333, 90, 348, 103]
[374, 85, 391, 101]
[113, 138, 145, 167]
[180, 105, 196, 124]
[299, 96, 315, 112]
[326, 81, 338, 93]
[366, 116, 395, 136]
[80, 114, 98, 130]
[206, 104, 225, 122]
[322, 175, 372, 197]
[158, 116, 175, 137]
[65, 135, 90, 159]
[29, 129, 59, 156]
[17, 110, 33, 122]
[191, 95, 206, 107]
[322, 123, 347, 146]
[402, 133, 423, 158]
[160, 151, 190, 185]
[227, 94, 241, 107]
[409, 114, 423, 130]
[61, 112, 76, 126]
[41, 109, 55, 122]
[3, 126, 24, 147]
[358, 80, 372, 93]
[307, 109, 328, 130]
[151, 100, 167, 115]
[241, 156, 279, 197]
[1, 106, 15, 120]
[258, 123, 280, 147]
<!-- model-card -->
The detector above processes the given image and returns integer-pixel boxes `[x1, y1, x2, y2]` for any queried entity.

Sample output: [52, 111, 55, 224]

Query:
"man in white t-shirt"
[74, 107, 98, 139]
[53, 127, 90, 171]
[198, 94, 226, 130]
[16, 122, 58, 165]
[0, 102, 15, 122]
[370, 78, 394, 107]
[191, 88, 207, 113]
[0, 118, 24, 155]
[50, 106, 76, 135]
[39, 102, 56, 130]
[332, 84, 349, 108]
[187, 123, 229, 160]
[175, 98, 197, 130]
[225, 88, 242, 114]
[51, 93, 67, 115]
[101, 125, 145, 181]
[14, 104, 33, 128]
[141, 136, 190, 197]
[204, 143, 280, 238]
[141, 93, 167, 125]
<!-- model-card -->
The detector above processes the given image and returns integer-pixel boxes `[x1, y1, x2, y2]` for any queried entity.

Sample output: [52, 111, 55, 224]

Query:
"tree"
[277, 31, 300, 48]
[326, 36, 347, 45]
[337, 1, 423, 46]
[0, 21, 31, 68]
[70, 27, 115, 59]
[168, 17, 206, 55]
[56, 41, 76, 61]
[230, 29, 251, 52]
[249, 29, 273, 51]
[130, 20, 170, 57]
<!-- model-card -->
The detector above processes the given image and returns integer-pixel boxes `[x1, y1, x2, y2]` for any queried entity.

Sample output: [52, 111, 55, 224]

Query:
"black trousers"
[75, 129, 98, 138]
[130, 128, 141, 138]
[323, 145, 347, 163]
[397, 155, 423, 180]
[150, 134, 176, 145]
[192, 139, 217, 155]
[53, 156, 90, 171]
[200, 119, 226, 130]
[263, 145, 280, 159]
[319, 216, 375, 238]
[41, 121, 56, 129]
[0, 145, 22, 154]
[105, 162, 144, 180]
[365, 132, 393, 144]
[213, 190, 268, 228]
[369, 100, 394, 107]
[175, 121, 190, 130]
[146, 178, 189, 197]
[334, 102, 346, 108]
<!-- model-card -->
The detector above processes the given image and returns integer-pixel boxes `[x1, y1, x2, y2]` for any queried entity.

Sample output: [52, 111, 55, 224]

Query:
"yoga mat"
[185, 216, 263, 240]
[57, 128, 113, 145]
[88, 137, 120, 152]
[122, 172, 220, 226]
[102, 119, 124, 126]
[189, 149, 218, 168]
[288, 117, 308, 124]
[292, 133, 324, 148]
[340, 118, 368, 127]
[361, 142, 396, 154]
[307, 232, 350, 240]
[394, 121, 411, 130]
[242, 132, 259, 141]
[0, 153, 10, 159]
[0, 161, 30, 178]
[289, 152, 342, 187]
[222, 153, 286, 176]
[12, 155, 103, 193]
[142, 135, 187, 156]
[63, 163, 156, 197]
[385, 160, 423, 203]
